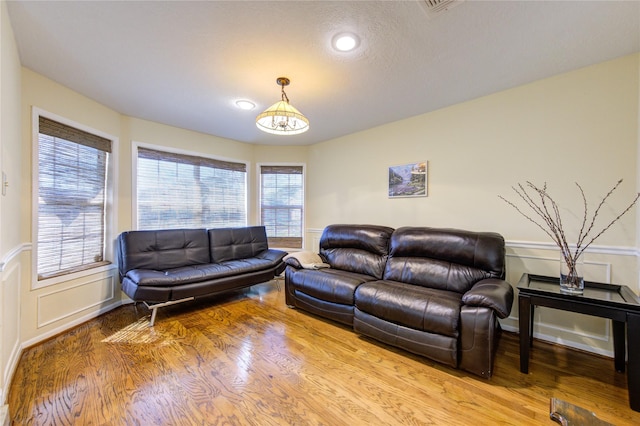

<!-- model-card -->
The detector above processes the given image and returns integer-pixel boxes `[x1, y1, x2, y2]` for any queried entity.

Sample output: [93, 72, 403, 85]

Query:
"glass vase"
[560, 254, 584, 294]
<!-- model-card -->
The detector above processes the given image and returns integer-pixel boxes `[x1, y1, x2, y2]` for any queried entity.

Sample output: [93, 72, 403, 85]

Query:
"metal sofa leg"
[143, 297, 195, 326]
[273, 274, 284, 291]
[149, 305, 159, 327]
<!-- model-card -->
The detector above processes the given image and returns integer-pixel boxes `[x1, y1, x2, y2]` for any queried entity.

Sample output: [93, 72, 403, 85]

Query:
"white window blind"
[137, 147, 247, 230]
[260, 165, 303, 248]
[37, 116, 111, 280]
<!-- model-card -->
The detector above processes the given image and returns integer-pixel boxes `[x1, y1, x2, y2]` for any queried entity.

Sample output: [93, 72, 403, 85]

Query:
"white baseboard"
[501, 323, 614, 359]
[0, 405, 8, 426]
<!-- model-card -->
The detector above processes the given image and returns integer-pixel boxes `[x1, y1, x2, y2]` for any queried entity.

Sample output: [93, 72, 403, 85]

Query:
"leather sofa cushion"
[384, 257, 491, 294]
[355, 280, 461, 338]
[118, 229, 210, 276]
[354, 309, 457, 368]
[126, 256, 280, 287]
[209, 226, 269, 263]
[383, 227, 505, 293]
[319, 224, 394, 279]
[288, 268, 377, 305]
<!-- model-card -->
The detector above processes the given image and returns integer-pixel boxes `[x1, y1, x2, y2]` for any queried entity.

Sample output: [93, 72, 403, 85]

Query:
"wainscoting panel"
[37, 275, 116, 328]
[307, 228, 324, 252]
[1, 258, 22, 406]
[503, 243, 627, 357]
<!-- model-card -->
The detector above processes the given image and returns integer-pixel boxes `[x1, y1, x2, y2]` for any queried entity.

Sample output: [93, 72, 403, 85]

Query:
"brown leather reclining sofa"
[285, 224, 514, 378]
[118, 226, 287, 325]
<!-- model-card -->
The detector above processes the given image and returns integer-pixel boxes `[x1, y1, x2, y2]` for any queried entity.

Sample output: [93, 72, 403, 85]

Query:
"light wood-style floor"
[8, 281, 640, 425]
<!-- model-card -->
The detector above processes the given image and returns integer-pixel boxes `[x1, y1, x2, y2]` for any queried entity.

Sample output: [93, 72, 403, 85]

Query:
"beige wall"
[0, 1, 21, 254]
[306, 53, 640, 355]
[0, 0, 23, 406]
[307, 54, 639, 245]
[0, 7, 638, 404]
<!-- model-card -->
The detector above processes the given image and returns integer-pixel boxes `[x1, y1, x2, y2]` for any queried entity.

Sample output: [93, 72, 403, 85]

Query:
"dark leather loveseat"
[285, 224, 514, 378]
[118, 226, 286, 325]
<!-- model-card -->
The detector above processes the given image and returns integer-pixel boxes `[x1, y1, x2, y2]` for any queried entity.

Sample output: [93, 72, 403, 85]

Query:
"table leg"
[612, 320, 625, 373]
[627, 313, 640, 412]
[519, 294, 532, 374]
[529, 304, 535, 347]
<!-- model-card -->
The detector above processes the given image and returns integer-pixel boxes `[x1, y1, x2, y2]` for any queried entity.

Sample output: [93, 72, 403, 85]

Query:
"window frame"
[31, 108, 118, 289]
[132, 141, 249, 230]
[257, 162, 306, 250]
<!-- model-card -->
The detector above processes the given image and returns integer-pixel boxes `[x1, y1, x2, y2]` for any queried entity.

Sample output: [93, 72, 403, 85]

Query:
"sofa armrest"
[255, 248, 288, 265]
[285, 256, 303, 269]
[462, 278, 514, 319]
[283, 251, 330, 270]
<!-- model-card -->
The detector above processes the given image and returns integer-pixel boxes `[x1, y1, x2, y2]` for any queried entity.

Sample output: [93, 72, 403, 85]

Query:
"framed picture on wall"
[388, 161, 427, 198]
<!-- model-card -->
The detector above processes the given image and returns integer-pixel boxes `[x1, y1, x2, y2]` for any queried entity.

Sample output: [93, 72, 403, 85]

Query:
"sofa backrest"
[117, 229, 210, 278]
[384, 227, 505, 294]
[209, 226, 269, 263]
[320, 224, 394, 279]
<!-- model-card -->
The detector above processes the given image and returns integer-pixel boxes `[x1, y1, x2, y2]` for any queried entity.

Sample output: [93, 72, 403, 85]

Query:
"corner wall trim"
[0, 243, 31, 272]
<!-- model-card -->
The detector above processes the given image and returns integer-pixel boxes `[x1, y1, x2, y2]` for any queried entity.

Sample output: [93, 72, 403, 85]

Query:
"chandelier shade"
[256, 77, 309, 136]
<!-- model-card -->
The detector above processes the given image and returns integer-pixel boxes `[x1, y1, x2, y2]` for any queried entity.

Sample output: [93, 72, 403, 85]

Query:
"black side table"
[518, 273, 640, 412]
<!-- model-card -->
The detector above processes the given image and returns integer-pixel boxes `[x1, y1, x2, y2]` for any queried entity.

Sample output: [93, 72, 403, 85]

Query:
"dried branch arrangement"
[499, 179, 640, 279]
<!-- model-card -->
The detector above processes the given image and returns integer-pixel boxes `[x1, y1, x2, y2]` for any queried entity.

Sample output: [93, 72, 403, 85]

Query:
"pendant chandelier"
[256, 77, 309, 135]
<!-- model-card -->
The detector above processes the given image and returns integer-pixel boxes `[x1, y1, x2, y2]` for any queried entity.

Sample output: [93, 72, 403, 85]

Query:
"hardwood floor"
[8, 281, 640, 425]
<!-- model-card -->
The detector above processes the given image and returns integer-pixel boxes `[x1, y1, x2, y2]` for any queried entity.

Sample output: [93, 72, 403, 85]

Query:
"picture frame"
[388, 161, 427, 198]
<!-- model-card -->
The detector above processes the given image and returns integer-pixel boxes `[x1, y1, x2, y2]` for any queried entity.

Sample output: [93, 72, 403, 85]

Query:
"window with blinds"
[37, 116, 112, 280]
[260, 165, 303, 248]
[137, 147, 247, 230]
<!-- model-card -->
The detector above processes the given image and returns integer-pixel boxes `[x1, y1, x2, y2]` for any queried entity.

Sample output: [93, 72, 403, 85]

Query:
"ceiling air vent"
[420, 0, 464, 19]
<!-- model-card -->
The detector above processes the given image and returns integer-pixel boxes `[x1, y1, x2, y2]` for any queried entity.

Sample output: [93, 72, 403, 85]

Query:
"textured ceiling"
[7, 1, 640, 146]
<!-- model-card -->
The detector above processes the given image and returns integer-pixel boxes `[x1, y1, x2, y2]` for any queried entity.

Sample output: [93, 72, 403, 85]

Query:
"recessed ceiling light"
[332, 32, 360, 52]
[235, 100, 255, 110]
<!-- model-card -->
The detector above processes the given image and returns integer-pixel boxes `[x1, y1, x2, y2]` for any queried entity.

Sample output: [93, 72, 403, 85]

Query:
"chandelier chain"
[281, 84, 289, 103]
